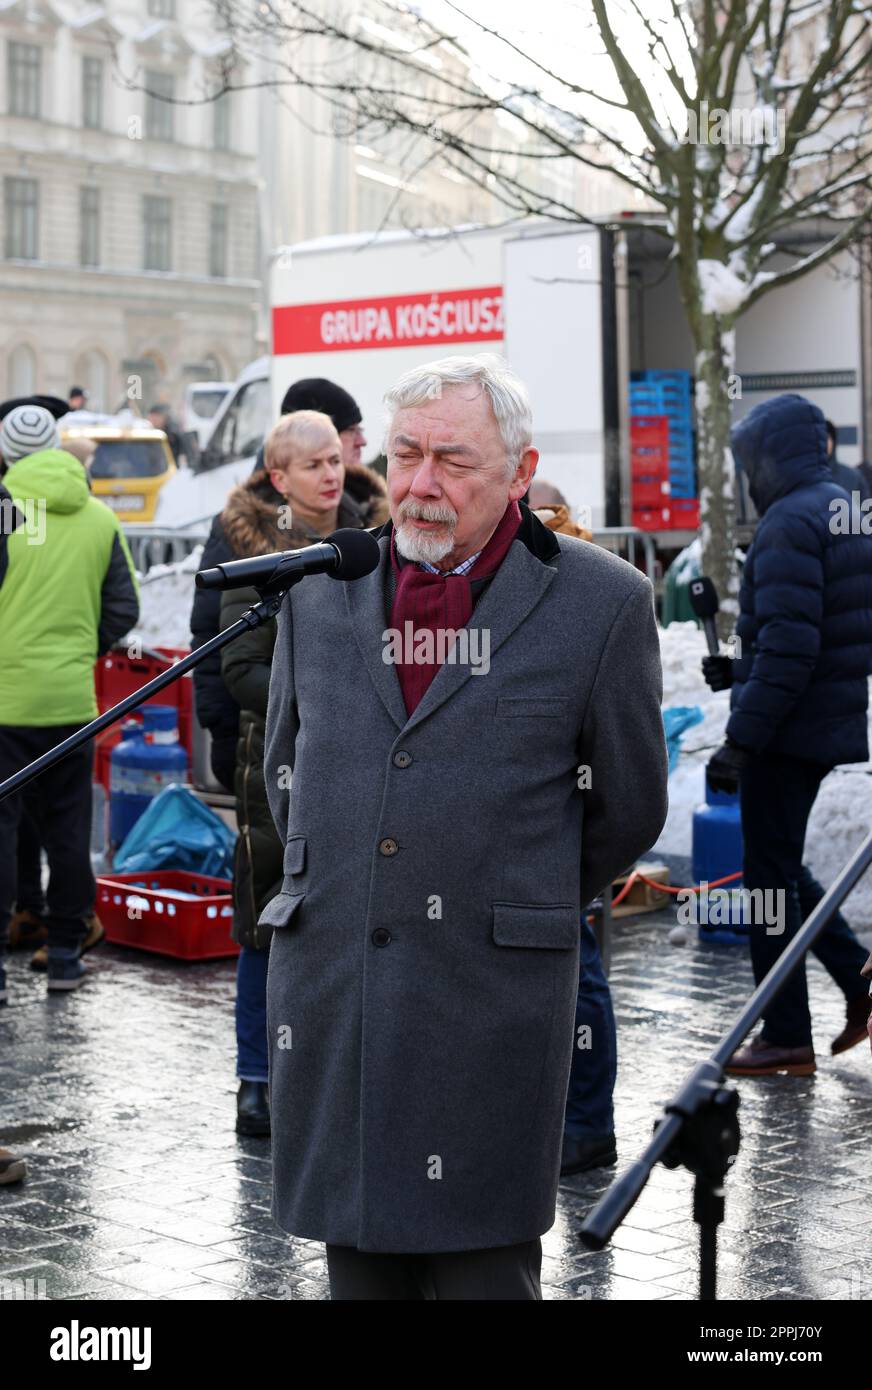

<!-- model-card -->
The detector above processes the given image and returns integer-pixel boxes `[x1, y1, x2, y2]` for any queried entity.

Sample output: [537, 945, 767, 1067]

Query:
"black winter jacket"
[728, 393, 872, 766]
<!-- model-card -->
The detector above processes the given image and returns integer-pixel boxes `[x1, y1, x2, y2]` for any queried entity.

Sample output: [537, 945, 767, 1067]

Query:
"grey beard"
[395, 521, 455, 566]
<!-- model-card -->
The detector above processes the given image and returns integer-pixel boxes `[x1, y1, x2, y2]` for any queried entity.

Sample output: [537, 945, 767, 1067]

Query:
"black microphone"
[195, 527, 380, 593]
[688, 576, 720, 656]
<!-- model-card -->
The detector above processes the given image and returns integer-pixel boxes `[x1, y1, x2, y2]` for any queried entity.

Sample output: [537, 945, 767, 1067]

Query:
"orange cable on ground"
[611, 868, 742, 907]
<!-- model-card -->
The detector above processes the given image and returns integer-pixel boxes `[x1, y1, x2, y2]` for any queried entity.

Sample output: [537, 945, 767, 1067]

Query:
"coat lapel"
[343, 534, 409, 731]
[343, 524, 560, 734]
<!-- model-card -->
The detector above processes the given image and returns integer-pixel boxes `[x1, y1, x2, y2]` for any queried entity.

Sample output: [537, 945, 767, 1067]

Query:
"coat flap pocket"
[257, 890, 306, 930]
[496, 696, 569, 719]
[492, 902, 578, 949]
[283, 835, 307, 876]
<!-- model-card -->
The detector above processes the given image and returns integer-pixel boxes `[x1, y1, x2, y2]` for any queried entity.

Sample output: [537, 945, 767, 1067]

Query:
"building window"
[143, 195, 171, 271]
[80, 187, 100, 267]
[82, 56, 103, 129]
[148, 0, 175, 15]
[73, 349, 109, 412]
[208, 203, 227, 277]
[4, 177, 38, 259]
[145, 70, 174, 141]
[7, 343, 36, 396]
[7, 42, 41, 118]
[213, 92, 231, 151]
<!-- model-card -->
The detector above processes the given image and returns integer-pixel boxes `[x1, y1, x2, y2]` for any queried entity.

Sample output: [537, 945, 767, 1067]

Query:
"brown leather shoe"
[30, 913, 104, 973]
[831, 993, 872, 1055]
[7, 908, 48, 951]
[725, 1034, 816, 1076]
[0, 1148, 26, 1184]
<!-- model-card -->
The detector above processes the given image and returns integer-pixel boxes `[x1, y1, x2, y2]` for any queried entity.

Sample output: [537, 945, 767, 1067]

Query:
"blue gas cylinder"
[110, 705, 188, 847]
[691, 782, 747, 943]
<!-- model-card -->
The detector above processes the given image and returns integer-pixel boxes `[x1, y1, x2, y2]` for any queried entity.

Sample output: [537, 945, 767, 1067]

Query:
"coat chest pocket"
[492, 902, 578, 949]
[495, 696, 569, 720]
[283, 835, 307, 876]
[257, 890, 306, 930]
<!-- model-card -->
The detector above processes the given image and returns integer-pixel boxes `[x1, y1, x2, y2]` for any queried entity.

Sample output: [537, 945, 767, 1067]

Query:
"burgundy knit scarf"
[389, 500, 521, 715]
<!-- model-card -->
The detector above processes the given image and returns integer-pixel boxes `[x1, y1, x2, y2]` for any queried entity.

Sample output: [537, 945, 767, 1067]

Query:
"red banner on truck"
[273, 286, 504, 355]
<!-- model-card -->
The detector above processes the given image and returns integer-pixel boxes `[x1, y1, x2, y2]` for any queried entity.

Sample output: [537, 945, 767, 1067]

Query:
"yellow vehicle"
[60, 424, 176, 524]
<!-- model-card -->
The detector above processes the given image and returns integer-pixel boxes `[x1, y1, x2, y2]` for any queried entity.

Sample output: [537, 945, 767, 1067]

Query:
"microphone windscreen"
[327, 528, 381, 581]
[689, 576, 719, 620]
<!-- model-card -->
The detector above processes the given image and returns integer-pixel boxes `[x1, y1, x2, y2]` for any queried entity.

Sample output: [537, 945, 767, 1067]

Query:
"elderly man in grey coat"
[262, 353, 668, 1300]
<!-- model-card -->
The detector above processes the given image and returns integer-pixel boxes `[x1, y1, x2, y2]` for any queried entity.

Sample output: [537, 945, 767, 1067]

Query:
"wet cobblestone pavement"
[2, 908, 871, 1301]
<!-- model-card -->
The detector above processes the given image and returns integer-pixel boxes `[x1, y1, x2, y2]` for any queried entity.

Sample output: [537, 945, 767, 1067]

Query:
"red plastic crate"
[631, 454, 669, 480]
[632, 505, 671, 532]
[669, 498, 700, 529]
[630, 415, 669, 460]
[93, 646, 193, 793]
[630, 414, 670, 447]
[632, 477, 671, 507]
[96, 871, 239, 961]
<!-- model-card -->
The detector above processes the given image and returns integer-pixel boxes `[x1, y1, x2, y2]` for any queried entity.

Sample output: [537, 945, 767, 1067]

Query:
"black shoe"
[560, 1132, 617, 1176]
[236, 1080, 271, 1137]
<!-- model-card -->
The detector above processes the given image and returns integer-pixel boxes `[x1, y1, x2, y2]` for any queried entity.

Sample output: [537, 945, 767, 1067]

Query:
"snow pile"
[658, 622, 872, 928]
[127, 546, 202, 650]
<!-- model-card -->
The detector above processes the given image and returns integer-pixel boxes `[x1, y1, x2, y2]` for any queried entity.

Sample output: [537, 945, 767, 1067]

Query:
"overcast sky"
[415, 0, 690, 135]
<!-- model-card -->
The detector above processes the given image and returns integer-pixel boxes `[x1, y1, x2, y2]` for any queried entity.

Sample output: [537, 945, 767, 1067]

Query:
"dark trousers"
[236, 944, 269, 1082]
[16, 800, 46, 915]
[325, 1238, 542, 1300]
[564, 916, 616, 1138]
[740, 752, 869, 1047]
[0, 725, 95, 952]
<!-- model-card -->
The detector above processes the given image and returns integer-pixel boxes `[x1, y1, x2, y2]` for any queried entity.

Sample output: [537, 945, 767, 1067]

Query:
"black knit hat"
[0, 394, 69, 421]
[279, 378, 362, 433]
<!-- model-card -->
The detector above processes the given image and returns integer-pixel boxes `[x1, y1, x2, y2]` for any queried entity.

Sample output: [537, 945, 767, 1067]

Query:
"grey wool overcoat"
[262, 505, 668, 1253]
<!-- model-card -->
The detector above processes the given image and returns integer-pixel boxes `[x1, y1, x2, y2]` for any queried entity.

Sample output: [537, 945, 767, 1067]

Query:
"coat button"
[379, 837, 399, 856]
[393, 750, 412, 768]
[372, 928, 392, 946]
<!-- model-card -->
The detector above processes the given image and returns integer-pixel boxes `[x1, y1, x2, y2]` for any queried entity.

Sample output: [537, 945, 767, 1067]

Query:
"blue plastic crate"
[631, 369, 693, 391]
[630, 381, 689, 397]
[631, 403, 693, 431]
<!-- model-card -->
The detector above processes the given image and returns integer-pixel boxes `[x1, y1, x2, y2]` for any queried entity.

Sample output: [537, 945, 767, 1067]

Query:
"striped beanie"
[0, 404, 61, 462]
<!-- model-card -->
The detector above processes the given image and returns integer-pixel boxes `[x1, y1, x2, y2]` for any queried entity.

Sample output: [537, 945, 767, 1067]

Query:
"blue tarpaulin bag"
[113, 783, 236, 877]
[662, 705, 704, 774]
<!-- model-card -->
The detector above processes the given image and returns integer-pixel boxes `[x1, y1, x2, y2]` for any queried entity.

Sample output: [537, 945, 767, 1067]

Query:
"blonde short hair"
[62, 437, 97, 467]
[265, 410, 341, 474]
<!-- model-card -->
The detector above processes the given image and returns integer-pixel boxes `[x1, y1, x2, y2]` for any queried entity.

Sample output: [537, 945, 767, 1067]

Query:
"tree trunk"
[694, 318, 739, 640]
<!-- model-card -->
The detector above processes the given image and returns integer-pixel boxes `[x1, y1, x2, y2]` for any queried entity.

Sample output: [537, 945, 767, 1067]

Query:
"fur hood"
[221, 460, 389, 559]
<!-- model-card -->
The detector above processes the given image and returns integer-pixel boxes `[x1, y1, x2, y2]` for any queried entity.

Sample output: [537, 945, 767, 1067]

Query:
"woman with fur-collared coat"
[219, 411, 388, 1135]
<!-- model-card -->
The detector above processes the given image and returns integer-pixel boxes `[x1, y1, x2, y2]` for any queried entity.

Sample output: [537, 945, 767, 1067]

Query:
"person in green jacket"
[0, 405, 139, 998]
[219, 409, 388, 1135]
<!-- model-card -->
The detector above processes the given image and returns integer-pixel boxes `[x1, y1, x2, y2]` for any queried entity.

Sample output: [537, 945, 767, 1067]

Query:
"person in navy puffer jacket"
[702, 393, 872, 1076]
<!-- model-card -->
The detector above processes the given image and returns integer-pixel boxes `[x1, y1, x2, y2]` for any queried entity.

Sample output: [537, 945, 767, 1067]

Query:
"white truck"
[155, 217, 867, 549]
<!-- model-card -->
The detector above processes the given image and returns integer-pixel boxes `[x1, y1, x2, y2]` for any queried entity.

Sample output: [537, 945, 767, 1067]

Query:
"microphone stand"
[579, 823, 872, 1299]
[0, 578, 302, 804]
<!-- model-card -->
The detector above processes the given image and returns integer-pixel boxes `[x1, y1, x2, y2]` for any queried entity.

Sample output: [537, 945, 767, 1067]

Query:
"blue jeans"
[563, 918, 617, 1139]
[236, 945, 270, 1083]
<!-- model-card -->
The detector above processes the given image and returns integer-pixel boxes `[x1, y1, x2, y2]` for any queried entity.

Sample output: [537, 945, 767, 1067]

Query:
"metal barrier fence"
[123, 525, 209, 575]
[125, 523, 658, 582]
[592, 526, 657, 583]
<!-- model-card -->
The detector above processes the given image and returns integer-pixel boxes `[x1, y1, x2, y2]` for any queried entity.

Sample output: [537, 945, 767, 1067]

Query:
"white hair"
[383, 353, 533, 476]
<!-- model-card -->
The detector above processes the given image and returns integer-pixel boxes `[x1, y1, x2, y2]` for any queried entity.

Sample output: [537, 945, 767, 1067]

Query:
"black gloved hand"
[706, 740, 750, 795]
[702, 654, 734, 692]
